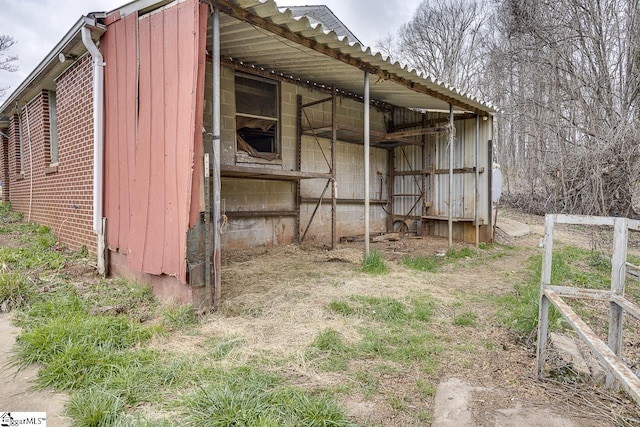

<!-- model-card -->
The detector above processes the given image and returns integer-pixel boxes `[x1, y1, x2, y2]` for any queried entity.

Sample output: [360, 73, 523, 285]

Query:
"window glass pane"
[48, 91, 58, 164]
[235, 75, 277, 118]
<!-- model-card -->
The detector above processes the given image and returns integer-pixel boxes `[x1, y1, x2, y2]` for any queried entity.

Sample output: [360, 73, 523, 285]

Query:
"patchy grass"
[180, 367, 354, 427]
[494, 245, 614, 338]
[453, 311, 478, 327]
[0, 271, 36, 311]
[402, 255, 438, 272]
[317, 293, 441, 401]
[360, 249, 388, 275]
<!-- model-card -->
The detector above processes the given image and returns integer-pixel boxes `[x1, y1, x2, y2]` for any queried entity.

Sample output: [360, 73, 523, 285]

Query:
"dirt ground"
[2, 209, 639, 425]
[190, 209, 639, 426]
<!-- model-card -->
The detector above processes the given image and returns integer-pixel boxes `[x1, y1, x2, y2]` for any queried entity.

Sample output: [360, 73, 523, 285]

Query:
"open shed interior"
[199, 0, 494, 251]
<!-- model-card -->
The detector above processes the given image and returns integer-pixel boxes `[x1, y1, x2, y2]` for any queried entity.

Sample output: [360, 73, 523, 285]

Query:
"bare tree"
[395, 0, 490, 93]
[491, 0, 640, 216]
[382, 0, 640, 217]
[0, 35, 18, 99]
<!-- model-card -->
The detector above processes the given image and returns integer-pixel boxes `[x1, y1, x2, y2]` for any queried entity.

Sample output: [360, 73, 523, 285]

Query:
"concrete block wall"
[3, 55, 95, 252]
[208, 64, 391, 247]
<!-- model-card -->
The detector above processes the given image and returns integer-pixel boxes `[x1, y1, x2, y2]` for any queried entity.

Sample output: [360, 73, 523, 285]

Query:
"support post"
[422, 113, 428, 226]
[448, 104, 454, 247]
[97, 218, 107, 276]
[608, 217, 628, 386]
[211, 6, 222, 310]
[331, 84, 337, 249]
[475, 114, 480, 246]
[536, 214, 555, 377]
[387, 148, 395, 232]
[295, 95, 302, 241]
[364, 72, 370, 257]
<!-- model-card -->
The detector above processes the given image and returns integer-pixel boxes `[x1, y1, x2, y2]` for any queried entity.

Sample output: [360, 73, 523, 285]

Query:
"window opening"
[235, 74, 279, 160]
[48, 91, 59, 165]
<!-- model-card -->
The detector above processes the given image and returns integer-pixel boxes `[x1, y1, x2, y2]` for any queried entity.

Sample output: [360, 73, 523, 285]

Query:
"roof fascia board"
[0, 16, 106, 117]
[118, 0, 177, 17]
[213, 0, 490, 115]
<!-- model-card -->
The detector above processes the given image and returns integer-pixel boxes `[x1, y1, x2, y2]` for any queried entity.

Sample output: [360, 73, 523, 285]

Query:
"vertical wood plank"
[143, 10, 167, 274]
[129, 15, 152, 272]
[162, 3, 180, 276]
[608, 217, 628, 386]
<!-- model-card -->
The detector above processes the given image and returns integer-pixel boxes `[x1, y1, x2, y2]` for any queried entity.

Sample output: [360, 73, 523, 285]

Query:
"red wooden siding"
[103, 0, 206, 283]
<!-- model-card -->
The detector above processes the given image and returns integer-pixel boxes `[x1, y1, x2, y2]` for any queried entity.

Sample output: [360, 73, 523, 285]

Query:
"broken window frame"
[234, 73, 280, 161]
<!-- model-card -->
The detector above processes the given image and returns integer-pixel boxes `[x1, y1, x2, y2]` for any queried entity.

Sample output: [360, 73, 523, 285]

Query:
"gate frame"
[537, 214, 640, 404]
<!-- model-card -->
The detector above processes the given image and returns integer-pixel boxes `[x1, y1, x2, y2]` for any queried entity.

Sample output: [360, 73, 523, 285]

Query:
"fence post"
[607, 217, 628, 386]
[536, 214, 555, 378]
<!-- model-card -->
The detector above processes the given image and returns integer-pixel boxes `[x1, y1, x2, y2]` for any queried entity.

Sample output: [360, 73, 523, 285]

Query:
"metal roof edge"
[236, 0, 498, 113]
[0, 16, 106, 117]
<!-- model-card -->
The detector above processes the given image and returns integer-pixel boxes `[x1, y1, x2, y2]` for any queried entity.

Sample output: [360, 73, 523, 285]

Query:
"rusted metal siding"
[103, 0, 206, 283]
[392, 112, 493, 232]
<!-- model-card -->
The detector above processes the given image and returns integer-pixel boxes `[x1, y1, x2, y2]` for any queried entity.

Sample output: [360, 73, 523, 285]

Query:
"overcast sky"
[0, 0, 421, 102]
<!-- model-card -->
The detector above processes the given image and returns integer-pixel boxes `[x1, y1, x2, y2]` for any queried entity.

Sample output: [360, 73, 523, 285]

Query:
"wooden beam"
[391, 113, 476, 132]
[385, 125, 450, 139]
[212, 0, 489, 115]
[393, 167, 484, 176]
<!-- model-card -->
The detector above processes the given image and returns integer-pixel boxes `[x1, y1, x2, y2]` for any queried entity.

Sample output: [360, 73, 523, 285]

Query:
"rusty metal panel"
[104, 0, 204, 283]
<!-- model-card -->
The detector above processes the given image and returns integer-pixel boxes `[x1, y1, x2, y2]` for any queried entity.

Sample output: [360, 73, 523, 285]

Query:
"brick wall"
[6, 55, 96, 252]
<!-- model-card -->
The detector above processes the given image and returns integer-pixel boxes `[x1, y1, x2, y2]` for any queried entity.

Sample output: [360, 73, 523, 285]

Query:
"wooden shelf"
[221, 164, 331, 181]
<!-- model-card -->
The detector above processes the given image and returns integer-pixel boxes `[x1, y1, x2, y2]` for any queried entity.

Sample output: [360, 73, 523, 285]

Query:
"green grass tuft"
[162, 304, 198, 330]
[453, 311, 478, 326]
[0, 271, 36, 311]
[65, 388, 126, 427]
[180, 368, 353, 427]
[446, 246, 475, 259]
[402, 255, 438, 272]
[361, 249, 388, 275]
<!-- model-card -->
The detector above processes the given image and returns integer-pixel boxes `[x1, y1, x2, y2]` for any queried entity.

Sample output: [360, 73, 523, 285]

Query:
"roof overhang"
[1, 0, 497, 121]
[213, 0, 497, 115]
[0, 16, 106, 118]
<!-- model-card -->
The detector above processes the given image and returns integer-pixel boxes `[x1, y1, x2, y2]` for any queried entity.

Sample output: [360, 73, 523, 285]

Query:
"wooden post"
[607, 217, 628, 386]
[536, 214, 555, 377]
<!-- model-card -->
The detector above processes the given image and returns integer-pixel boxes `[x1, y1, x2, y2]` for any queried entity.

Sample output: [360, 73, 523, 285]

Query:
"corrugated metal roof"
[221, 0, 497, 114]
[282, 5, 361, 45]
[1, 0, 498, 120]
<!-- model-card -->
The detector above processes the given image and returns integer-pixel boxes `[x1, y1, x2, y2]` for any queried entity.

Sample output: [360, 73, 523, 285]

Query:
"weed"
[453, 311, 478, 326]
[388, 395, 406, 411]
[181, 368, 353, 426]
[416, 379, 436, 397]
[327, 300, 354, 316]
[361, 249, 388, 275]
[402, 255, 438, 272]
[311, 328, 347, 353]
[350, 295, 407, 322]
[162, 304, 198, 330]
[478, 242, 490, 250]
[446, 246, 475, 259]
[308, 328, 350, 372]
[206, 335, 244, 360]
[65, 388, 126, 427]
[355, 369, 380, 397]
[0, 271, 36, 311]
[0, 246, 65, 270]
